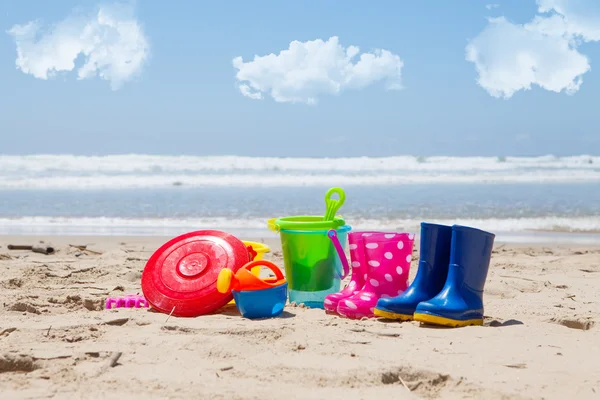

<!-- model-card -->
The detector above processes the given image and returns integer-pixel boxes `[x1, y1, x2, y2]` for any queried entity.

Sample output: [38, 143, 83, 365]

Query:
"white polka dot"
[353, 290, 360, 294]
[368, 260, 380, 267]
[409, 234, 415, 240]
[370, 278, 380, 287]
[406, 255, 412, 263]
[397, 241, 404, 250]
[380, 294, 391, 299]
[398, 289, 404, 295]
[344, 300, 358, 310]
[384, 252, 393, 260]
[365, 243, 378, 249]
[348, 281, 356, 289]
[396, 266, 403, 275]
[363, 274, 368, 280]
[405, 279, 409, 287]
[385, 274, 393, 282]
[362, 233, 372, 237]
[349, 244, 358, 250]
[351, 261, 360, 267]
[324, 298, 332, 305]
[384, 234, 395, 239]
[370, 308, 375, 313]
[360, 295, 371, 301]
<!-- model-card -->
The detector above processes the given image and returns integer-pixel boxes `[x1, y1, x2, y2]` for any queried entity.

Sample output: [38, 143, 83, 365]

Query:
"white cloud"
[232, 36, 404, 104]
[536, 0, 600, 41]
[486, 4, 500, 10]
[467, 0, 600, 98]
[466, 17, 590, 98]
[7, 3, 149, 90]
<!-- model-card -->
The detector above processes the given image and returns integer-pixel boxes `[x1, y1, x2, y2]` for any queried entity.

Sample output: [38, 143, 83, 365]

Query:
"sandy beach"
[0, 235, 599, 400]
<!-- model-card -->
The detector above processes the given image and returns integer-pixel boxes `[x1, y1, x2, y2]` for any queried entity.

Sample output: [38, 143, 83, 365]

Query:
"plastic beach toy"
[217, 260, 287, 319]
[105, 294, 149, 309]
[268, 188, 351, 309]
[225, 241, 271, 306]
[241, 241, 270, 273]
[141, 230, 251, 317]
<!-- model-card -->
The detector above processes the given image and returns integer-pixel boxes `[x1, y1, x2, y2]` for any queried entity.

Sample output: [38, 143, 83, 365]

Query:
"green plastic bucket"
[271, 216, 351, 308]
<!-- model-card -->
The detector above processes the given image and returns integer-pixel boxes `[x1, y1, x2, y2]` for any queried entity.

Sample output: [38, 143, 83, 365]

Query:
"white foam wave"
[1, 154, 598, 173]
[1, 216, 598, 236]
[0, 171, 599, 189]
[1, 154, 598, 188]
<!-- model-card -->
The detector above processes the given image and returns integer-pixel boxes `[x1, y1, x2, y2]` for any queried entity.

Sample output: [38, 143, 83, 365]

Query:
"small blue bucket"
[232, 283, 288, 319]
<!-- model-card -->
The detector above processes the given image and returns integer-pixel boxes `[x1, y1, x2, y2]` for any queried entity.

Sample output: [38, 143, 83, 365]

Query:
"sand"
[0, 235, 599, 400]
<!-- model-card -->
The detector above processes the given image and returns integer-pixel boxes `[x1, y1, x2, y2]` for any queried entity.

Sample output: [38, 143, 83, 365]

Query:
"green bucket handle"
[324, 187, 346, 221]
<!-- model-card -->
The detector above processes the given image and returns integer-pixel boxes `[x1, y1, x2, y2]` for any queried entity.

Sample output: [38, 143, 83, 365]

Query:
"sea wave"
[1, 154, 598, 173]
[1, 216, 599, 236]
[0, 154, 599, 188]
[0, 171, 598, 189]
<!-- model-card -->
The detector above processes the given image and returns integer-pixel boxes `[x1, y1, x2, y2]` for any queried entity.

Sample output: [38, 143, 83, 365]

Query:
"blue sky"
[0, 0, 599, 157]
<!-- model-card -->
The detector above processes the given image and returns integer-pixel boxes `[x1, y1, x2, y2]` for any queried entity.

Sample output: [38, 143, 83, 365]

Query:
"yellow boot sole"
[413, 312, 483, 327]
[373, 308, 414, 321]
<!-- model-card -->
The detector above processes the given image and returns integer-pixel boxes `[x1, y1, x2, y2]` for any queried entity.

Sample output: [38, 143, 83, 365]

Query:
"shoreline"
[2, 229, 600, 245]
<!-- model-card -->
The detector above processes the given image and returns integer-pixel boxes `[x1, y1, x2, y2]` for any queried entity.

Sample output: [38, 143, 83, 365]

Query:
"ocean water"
[1, 154, 599, 242]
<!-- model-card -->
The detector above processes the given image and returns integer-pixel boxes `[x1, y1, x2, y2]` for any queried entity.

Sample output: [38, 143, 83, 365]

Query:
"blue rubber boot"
[413, 225, 495, 327]
[374, 222, 452, 321]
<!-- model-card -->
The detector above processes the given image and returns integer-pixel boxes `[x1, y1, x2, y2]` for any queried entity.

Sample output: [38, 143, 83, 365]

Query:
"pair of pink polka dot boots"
[324, 231, 415, 319]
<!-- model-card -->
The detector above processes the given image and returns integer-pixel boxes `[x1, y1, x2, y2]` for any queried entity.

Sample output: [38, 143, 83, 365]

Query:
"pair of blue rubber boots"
[374, 223, 495, 327]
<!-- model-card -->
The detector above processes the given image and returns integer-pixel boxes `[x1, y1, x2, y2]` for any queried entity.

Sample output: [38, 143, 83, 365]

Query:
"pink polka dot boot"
[336, 232, 415, 319]
[323, 231, 372, 313]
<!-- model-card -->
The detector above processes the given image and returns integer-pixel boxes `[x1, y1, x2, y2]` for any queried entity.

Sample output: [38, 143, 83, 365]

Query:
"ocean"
[1, 154, 599, 242]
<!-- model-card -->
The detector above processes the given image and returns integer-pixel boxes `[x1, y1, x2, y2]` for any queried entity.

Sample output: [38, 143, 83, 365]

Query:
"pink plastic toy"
[105, 294, 149, 309]
[330, 232, 415, 319]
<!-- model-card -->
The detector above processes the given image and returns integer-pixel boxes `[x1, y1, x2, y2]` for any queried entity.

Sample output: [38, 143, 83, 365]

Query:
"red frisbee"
[141, 230, 250, 317]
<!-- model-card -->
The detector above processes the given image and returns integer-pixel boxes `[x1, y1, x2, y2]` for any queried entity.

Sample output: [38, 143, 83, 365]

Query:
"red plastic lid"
[141, 230, 250, 317]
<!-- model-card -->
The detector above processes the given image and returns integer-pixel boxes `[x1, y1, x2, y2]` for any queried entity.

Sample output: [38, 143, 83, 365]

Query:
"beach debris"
[8, 302, 40, 314]
[8, 243, 55, 255]
[68, 245, 102, 255]
[84, 298, 104, 311]
[580, 268, 598, 273]
[549, 317, 595, 331]
[341, 339, 370, 345]
[163, 306, 176, 325]
[107, 352, 122, 368]
[348, 327, 401, 337]
[103, 318, 129, 326]
[92, 352, 124, 377]
[0, 254, 12, 260]
[0, 354, 38, 373]
[0, 328, 17, 337]
[504, 363, 527, 369]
